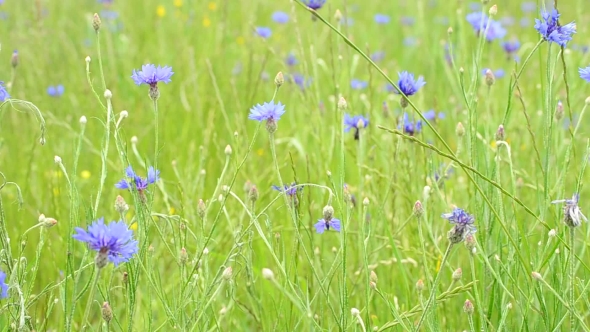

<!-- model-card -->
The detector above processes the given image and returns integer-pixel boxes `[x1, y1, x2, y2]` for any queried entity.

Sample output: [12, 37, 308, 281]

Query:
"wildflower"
[534, 10, 576, 47]
[552, 193, 587, 228]
[399, 113, 424, 136]
[314, 205, 341, 233]
[370, 51, 385, 62]
[102, 302, 113, 323]
[413, 200, 424, 218]
[502, 40, 520, 55]
[272, 11, 289, 24]
[344, 114, 369, 140]
[303, 0, 326, 10]
[255, 27, 272, 39]
[374, 14, 390, 24]
[115, 166, 160, 193]
[579, 66, 590, 82]
[442, 208, 477, 244]
[350, 79, 368, 90]
[423, 109, 445, 121]
[73, 217, 138, 267]
[47, 85, 65, 97]
[466, 12, 507, 41]
[131, 64, 174, 100]
[463, 299, 474, 315]
[482, 68, 505, 79]
[248, 101, 286, 133]
[0, 81, 10, 102]
[272, 182, 301, 197]
[286, 53, 298, 66]
[397, 71, 426, 96]
[0, 270, 7, 299]
[290, 73, 312, 90]
[416, 279, 424, 292]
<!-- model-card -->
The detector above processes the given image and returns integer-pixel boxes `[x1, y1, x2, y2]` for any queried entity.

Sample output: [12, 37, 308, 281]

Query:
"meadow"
[0, 0, 589, 330]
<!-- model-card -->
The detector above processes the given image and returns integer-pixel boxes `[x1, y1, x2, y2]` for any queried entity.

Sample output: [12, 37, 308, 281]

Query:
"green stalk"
[81, 267, 102, 330]
[569, 227, 576, 330]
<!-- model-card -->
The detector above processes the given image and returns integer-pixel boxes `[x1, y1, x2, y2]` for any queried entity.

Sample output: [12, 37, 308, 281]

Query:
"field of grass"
[1, 0, 590, 330]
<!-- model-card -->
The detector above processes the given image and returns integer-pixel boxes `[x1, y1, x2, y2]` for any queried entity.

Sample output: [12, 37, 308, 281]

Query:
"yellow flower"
[257, 148, 264, 156]
[81, 170, 91, 179]
[53, 170, 63, 178]
[156, 5, 166, 17]
[173, 0, 183, 7]
[130, 222, 138, 231]
[236, 36, 245, 45]
[490, 141, 497, 148]
[435, 254, 441, 272]
[53, 187, 60, 196]
[169, 207, 176, 215]
[208, 2, 217, 10]
[203, 16, 211, 27]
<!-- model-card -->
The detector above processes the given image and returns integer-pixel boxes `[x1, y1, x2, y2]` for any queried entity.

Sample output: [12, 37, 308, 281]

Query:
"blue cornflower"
[47, 85, 65, 97]
[370, 51, 385, 62]
[249, 101, 286, 124]
[314, 217, 341, 233]
[552, 193, 587, 228]
[115, 166, 160, 192]
[502, 40, 520, 54]
[442, 208, 476, 243]
[350, 79, 368, 90]
[344, 113, 369, 140]
[0, 270, 7, 299]
[397, 71, 426, 96]
[272, 182, 302, 197]
[290, 73, 312, 90]
[131, 64, 173, 86]
[424, 109, 445, 121]
[303, 0, 326, 10]
[579, 66, 590, 82]
[255, 27, 272, 39]
[0, 81, 9, 102]
[286, 53, 298, 66]
[374, 14, 390, 24]
[482, 68, 505, 79]
[534, 9, 576, 47]
[73, 218, 138, 267]
[400, 112, 423, 135]
[272, 11, 289, 24]
[466, 12, 506, 41]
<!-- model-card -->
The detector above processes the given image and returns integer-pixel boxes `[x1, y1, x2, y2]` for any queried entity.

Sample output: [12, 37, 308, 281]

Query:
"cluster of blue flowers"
[466, 12, 506, 42]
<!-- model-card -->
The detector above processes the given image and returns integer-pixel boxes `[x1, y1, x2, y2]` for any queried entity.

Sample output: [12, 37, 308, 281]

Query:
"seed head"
[39, 215, 58, 228]
[586, 97, 590, 105]
[465, 234, 476, 252]
[463, 299, 474, 315]
[85, 56, 91, 63]
[447, 27, 453, 35]
[554, 101, 564, 120]
[548, 229, 556, 237]
[102, 302, 113, 323]
[131, 136, 138, 144]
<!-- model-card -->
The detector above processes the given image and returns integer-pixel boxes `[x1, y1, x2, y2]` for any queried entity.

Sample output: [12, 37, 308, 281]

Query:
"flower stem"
[81, 267, 102, 331]
[569, 226, 576, 330]
[153, 99, 159, 177]
[415, 242, 453, 330]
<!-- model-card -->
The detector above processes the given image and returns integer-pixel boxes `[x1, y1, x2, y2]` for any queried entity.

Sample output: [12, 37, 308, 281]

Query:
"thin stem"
[81, 267, 102, 330]
[570, 226, 576, 330]
[468, 315, 476, 332]
[153, 99, 159, 175]
[415, 243, 454, 330]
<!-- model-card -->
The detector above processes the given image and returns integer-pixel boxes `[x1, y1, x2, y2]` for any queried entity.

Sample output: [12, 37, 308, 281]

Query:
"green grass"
[1, 0, 590, 330]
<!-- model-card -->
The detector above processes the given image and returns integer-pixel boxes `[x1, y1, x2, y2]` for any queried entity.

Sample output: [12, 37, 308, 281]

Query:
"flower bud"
[555, 100, 564, 121]
[224, 144, 232, 156]
[222, 266, 233, 280]
[262, 268, 275, 280]
[464, 234, 476, 252]
[102, 302, 113, 323]
[85, 56, 91, 63]
[351, 308, 360, 317]
[413, 200, 424, 219]
[370, 270, 378, 284]
[114, 195, 129, 214]
[495, 124, 505, 141]
[243, 180, 253, 194]
[248, 185, 259, 203]
[452, 268, 462, 282]
[131, 136, 138, 144]
[548, 229, 556, 237]
[11, 50, 18, 68]
[362, 197, 370, 206]
[463, 299, 474, 315]
[586, 97, 590, 105]
[323, 205, 334, 221]
[197, 199, 206, 219]
[104, 89, 112, 100]
[80, 116, 87, 125]
[179, 248, 188, 265]
[338, 97, 347, 111]
[485, 69, 495, 86]
[54, 155, 62, 164]
[203, 247, 209, 255]
[416, 279, 424, 292]
[274, 72, 284, 87]
[489, 4, 497, 16]
[531, 271, 543, 281]
[92, 13, 101, 32]
[334, 9, 343, 22]
[447, 27, 453, 35]
[40, 215, 57, 228]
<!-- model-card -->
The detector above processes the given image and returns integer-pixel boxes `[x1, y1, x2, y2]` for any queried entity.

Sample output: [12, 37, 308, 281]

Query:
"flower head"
[399, 113, 425, 135]
[534, 9, 576, 47]
[552, 193, 587, 228]
[73, 218, 138, 267]
[115, 166, 160, 192]
[350, 79, 368, 90]
[0, 270, 7, 299]
[0, 81, 9, 102]
[370, 51, 385, 62]
[397, 71, 426, 96]
[481, 68, 505, 79]
[255, 27, 272, 39]
[248, 101, 285, 122]
[579, 66, 590, 82]
[466, 12, 506, 41]
[47, 85, 65, 97]
[131, 64, 174, 86]
[303, 0, 326, 10]
[374, 14, 390, 24]
[502, 40, 520, 54]
[272, 11, 289, 24]
[290, 73, 312, 90]
[286, 53, 298, 66]
[272, 182, 302, 197]
[314, 217, 341, 233]
[442, 208, 476, 244]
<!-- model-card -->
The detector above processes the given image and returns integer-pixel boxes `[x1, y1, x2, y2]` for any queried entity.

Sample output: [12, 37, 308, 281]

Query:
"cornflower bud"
[262, 268, 275, 280]
[463, 299, 474, 315]
[495, 124, 505, 141]
[456, 122, 465, 137]
[274, 72, 284, 87]
[92, 13, 101, 32]
[102, 302, 113, 323]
